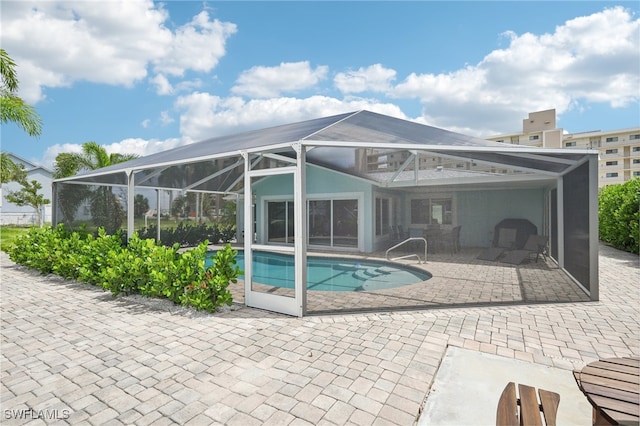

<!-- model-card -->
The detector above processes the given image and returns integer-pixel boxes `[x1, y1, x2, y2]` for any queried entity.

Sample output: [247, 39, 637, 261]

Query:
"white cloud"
[1, 1, 235, 103]
[231, 61, 329, 98]
[174, 92, 406, 141]
[141, 119, 151, 128]
[152, 11, 236, 77]
[334, 64, 397, 94]
[159, 111, 174, 125]
[391, 6, 639, 135]
[150, 74, 173, 95]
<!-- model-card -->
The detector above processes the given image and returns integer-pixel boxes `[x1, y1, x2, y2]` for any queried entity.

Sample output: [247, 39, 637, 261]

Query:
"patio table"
[574, 356, 639, 425]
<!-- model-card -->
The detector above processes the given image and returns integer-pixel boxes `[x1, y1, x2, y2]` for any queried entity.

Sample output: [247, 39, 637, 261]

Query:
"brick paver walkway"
[1, 244, 638, 425]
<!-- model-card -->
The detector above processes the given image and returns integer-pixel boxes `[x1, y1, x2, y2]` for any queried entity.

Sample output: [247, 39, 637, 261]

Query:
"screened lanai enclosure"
[53, 110, 599, 316]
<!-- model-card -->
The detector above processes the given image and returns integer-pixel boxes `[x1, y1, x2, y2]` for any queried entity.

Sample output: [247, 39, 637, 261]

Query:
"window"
[411, 199, 429, 224]
[267, 201, 294, 244]
[605, 161, 618, 166]
[605, 136, 618, 142]
[309, 200, 330, 245]
[529, 135, 539, 141]
[605, 173, 619, 178]
[605, 149, 618, 154]
[630, 134, 640, 140]
[634, 171, 640, 177]
[375, 197, 390, 236]
[633, 159, 640, 164]
[410, 197, 452, 225]
[565, 141, 576, 147]
[308, 198, 359, 248]
[633, 147, 640, 152]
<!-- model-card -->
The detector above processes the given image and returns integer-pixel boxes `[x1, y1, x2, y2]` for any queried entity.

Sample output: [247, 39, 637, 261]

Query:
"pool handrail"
[385, 237, 427, 264]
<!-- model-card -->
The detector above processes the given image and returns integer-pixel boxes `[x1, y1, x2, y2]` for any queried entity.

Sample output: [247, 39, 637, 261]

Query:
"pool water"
[206, 250, 431, 292]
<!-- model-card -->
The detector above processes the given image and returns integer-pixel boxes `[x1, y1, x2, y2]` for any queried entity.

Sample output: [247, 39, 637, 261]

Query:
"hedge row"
[138, 222, 236, 247]
[7, 225, 241, 311]
[598, 178, 639, 254]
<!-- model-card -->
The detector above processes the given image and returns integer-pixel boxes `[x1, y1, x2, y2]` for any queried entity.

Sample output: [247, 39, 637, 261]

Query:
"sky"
[1, 1, 639, 170]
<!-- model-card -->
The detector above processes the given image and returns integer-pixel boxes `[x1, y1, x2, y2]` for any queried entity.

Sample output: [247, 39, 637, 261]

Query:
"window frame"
[409, 194, 454, 226]
[375, 196, 391, 237]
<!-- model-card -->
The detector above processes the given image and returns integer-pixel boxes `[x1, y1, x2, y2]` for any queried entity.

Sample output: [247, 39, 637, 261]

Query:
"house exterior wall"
[1, 155, 53, 225]
[251, 165, 374, 252]
[456, 188, 545, 248]
[250, 163, 547, 253]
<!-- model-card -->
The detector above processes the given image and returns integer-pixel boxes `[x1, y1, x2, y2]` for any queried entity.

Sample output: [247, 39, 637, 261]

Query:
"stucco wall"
[251, 165, 373, 251]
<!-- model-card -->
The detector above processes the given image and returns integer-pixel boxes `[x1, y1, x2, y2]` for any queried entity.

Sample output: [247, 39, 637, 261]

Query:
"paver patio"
[1, 244, 638, 425]
[227, 247, 590, 313]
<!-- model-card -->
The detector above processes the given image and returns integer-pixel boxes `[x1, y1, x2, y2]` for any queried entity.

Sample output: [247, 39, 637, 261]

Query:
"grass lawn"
[0, 226, 32, 252]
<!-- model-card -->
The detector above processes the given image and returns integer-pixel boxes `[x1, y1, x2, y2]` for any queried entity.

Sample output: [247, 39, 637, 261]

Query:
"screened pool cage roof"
[54, 110, 596, 193]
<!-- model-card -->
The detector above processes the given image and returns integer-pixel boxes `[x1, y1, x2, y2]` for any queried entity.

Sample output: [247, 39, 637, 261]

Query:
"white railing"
[385, 237, 427, 264]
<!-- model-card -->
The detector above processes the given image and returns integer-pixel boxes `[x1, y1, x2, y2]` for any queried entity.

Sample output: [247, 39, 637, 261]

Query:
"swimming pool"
[206, 250, 431, 292]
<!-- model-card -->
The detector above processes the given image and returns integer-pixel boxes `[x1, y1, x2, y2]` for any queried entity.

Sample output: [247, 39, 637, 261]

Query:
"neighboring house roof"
[54, 110, 596, 192]
[5, 152, 53, 175]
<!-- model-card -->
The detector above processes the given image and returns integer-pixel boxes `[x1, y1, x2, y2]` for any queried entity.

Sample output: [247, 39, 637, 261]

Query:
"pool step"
[352, 268, 390, 281]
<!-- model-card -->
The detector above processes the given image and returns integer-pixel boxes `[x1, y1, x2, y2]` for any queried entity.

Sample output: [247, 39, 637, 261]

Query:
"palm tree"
[54, 142, 137, 177]
[54, 142, 138, 233]
[0, 49, 42, 137]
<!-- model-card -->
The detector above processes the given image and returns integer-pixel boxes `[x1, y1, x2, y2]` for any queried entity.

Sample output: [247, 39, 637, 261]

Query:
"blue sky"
[2, 1, 639, 169]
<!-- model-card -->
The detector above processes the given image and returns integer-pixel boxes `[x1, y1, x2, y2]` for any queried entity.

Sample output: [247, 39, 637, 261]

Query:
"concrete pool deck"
[1, 243, 638, 425]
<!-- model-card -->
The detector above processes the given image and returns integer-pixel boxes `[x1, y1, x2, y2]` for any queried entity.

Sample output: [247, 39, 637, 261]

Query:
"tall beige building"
[487, 109, 640, 186]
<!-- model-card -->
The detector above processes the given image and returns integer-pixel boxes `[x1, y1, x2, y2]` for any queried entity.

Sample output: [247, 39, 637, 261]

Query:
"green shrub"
[77, 229, 125, 285]
[138, 222, 236, 247]
[599, 178, 639, 254]
[6, 226, 239, 312]
[180, 244, 240, 310]
[6, 224, 65, 274]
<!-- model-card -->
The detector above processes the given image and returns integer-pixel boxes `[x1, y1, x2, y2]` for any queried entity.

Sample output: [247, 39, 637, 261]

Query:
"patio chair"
[477, 227, 517, 261]
[500, 235, 548, 265]
[496, 382, 560, 426]
[408, 227, 425, 252]
[438, 225, 462, 254]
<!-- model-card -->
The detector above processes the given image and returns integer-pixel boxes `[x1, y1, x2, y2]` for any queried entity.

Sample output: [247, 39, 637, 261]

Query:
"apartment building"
[487, 109, 640, 187]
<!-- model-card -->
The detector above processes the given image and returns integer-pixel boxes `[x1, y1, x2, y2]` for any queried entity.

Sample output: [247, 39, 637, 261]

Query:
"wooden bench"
[497, 382, 560, 426]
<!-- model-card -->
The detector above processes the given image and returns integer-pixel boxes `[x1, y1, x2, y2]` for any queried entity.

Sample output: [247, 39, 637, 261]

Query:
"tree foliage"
[134, 194, 150, 218]
[599, 178, 639, 254]
[1, 152, 48, 226]
[53, 142, 138, 179]
[5, 179, 50, 226]
[0, 49, 42, 137]
[53, 142, 138, 232]
[1, 152, 26, 184]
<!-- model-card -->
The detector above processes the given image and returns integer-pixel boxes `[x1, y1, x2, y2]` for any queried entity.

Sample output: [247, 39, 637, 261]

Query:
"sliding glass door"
[267, 200, 294, 244]
[308, 198, 359, 249]
[333, 199, 358, 248]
